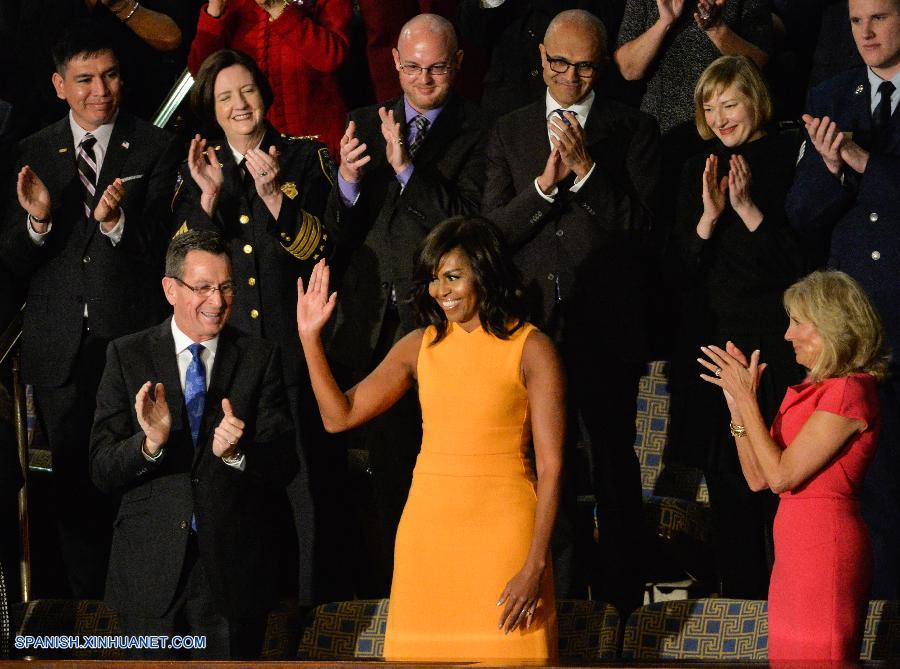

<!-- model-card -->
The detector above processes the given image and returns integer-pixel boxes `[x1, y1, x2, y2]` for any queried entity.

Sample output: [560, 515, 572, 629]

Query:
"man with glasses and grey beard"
[483, 9, 660, 615]
[323, 13, 487, 597]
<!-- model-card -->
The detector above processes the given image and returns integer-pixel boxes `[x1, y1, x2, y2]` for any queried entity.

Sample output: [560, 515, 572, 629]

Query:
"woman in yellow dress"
[296, 216, 563, 660]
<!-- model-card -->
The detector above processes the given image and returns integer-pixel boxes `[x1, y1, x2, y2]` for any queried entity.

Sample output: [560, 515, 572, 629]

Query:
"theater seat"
[860, 600, 900, 662]
[296, 598, 622, 660]
[621, 598, 768, 660]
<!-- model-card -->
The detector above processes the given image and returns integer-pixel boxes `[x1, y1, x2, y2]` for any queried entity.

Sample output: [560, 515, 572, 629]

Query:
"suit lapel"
[196, 327, 239, 464]
[524, 101, 553, 187]
[380, 97, 408, 229]
[150, 319, 185, 433]
[96, 113, 134, 204]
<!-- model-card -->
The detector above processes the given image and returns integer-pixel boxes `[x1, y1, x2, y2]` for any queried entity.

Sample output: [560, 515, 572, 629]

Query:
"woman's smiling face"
[703, 84, 763, 147]
[428, 247, 482, 332]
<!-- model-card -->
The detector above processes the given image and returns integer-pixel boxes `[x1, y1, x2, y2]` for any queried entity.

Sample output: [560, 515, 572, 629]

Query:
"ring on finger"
[714, 367, 722, 378]
[258, 171, 268, 177]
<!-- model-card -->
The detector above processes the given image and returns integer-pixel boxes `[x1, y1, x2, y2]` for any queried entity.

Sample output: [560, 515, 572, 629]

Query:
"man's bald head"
[544, 9, 607, 59]
[398, 13, 458, 53]
[393, 13, 463, 113]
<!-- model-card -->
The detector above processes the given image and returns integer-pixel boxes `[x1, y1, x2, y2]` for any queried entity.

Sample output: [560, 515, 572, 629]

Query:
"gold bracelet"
[729, 421, 747, 438]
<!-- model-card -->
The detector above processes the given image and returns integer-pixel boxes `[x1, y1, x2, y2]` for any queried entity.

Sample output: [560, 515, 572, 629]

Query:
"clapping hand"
[297, 259, 338, 342]
[206, 0, 227, 17]
[17, 166, 52, 230]
[727, 155, 763, 230]
[497, 564, 543, 634]
[212, 398, 245, 459]
[537, 147, 572, 194]
[378, 107, 411, 175]
[549, 111, 593, 179]
[93, 178, 125, 232]
[135, 381, 171, 456]
[698, 343, 767, 411]
[188, 134, 224, 216]
[697, 154, 727, 237]
[338, 120, 371, 183]
[694, 0, 725, 31]
[656, 0, 685, 26]
[801, 114, 845, 176]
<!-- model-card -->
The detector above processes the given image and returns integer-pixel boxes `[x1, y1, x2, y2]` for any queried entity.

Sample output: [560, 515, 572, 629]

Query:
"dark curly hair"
[411, 216, 527, 344]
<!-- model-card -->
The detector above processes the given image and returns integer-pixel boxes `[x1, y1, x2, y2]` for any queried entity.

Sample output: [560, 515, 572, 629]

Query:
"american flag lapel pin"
[855, 84, 864, 95]
[121, 140, 130, 149]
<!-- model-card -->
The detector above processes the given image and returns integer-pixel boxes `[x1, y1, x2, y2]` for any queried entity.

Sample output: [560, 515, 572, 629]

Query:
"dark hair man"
[0, 20, 180, 598]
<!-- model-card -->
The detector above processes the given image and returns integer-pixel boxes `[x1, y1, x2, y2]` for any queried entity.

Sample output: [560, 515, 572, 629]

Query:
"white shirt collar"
[228, 136, 265, 164]
[866, 67, 900, 115]
[170, 317, 220, 357]
[68, 110, 117, 152]
[545, 89, 595, 126]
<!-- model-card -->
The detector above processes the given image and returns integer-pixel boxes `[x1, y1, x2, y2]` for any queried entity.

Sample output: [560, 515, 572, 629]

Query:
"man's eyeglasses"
[398, 62, 455, 78]
[545, 55, 599, 78]
[171, 277, 237, 298]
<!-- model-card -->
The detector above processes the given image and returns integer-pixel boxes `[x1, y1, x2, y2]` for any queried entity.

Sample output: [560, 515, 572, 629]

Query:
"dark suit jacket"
[89, 319, 297, 619]
[171, 126, 334, 386]
[0, 112, 180, 387]
[457, 0, 619, 121]
[786, 66, 900, 362]
[484, 95, 660, 362]
[325, 93, 487, 374]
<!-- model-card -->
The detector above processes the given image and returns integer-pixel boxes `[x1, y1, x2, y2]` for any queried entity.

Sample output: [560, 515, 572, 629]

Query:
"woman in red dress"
[699, 270, 889, 661]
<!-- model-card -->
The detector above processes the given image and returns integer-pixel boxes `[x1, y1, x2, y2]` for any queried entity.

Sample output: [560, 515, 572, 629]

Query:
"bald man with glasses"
[321, 12, 488, 597]
[483, 9, 660, 615]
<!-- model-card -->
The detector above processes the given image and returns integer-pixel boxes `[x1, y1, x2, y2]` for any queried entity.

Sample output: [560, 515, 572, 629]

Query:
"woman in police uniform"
[171, 48, 334, 606]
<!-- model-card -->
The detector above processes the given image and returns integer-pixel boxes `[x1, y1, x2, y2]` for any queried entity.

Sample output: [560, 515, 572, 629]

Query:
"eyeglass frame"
[170, 276, 237, 298]
[543, 54, 601, 79]
[397, 61, 456, 78]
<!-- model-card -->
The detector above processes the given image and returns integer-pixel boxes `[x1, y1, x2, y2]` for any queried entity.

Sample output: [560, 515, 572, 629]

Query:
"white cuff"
[534, 178, 557, 203]
[100, 211, 126, 246]
[27, 215, 51, 246]
[570, 163, 596, 192]
[481, 0, 505, 6]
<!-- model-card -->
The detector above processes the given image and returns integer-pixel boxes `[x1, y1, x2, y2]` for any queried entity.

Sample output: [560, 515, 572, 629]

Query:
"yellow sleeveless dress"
[383, 322, 557, 660]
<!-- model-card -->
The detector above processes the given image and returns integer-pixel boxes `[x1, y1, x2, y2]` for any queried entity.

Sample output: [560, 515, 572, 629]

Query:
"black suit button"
[82, 255, 91, 264]
[556, 229, 565, 237]
[179, 520, 188, 530]
[547, 273, 555, 281]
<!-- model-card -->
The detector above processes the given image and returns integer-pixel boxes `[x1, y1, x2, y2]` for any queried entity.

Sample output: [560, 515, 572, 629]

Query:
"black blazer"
[0, 112, 180, 387]
[483, 96, 660, 361]
[325, 93, 488, 375]
[89, 319, 297, 618]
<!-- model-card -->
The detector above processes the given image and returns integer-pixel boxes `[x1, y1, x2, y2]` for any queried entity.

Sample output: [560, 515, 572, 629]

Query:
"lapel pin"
[121, 140, 130, 149]
[58, 147, 68, 153]
[855, 84, 865, 95]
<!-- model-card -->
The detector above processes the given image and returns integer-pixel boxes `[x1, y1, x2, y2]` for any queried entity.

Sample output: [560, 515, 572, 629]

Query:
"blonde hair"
[694, 55, 772, 141]
[783, 271, 890, 382]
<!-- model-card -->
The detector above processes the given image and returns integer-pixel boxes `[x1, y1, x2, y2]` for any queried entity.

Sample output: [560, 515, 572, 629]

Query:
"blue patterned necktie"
[185, 343, 206, 447]
[407, 115, 430, 158]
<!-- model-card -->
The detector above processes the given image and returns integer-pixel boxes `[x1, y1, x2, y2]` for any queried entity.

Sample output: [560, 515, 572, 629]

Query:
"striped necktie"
[77, 134, 98, 219]
[408, 115, 430, 158]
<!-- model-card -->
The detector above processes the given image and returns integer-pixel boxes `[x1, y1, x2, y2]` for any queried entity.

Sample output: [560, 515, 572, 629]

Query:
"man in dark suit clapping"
[324, 13, 487, 596]
[90, 231, 296, 659]
[483, 9, 660, 613]
[0, 21, 179, 598]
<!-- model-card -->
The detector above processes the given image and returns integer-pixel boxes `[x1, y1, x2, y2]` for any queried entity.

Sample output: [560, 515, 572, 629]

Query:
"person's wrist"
[142, 436, 164, 457]
[537, 176, 554, 194]
[394, 160, 412, 176]
[221, 447, 243, 463]
[28, 212, 51, 230]
[339, 166, 358, 183]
